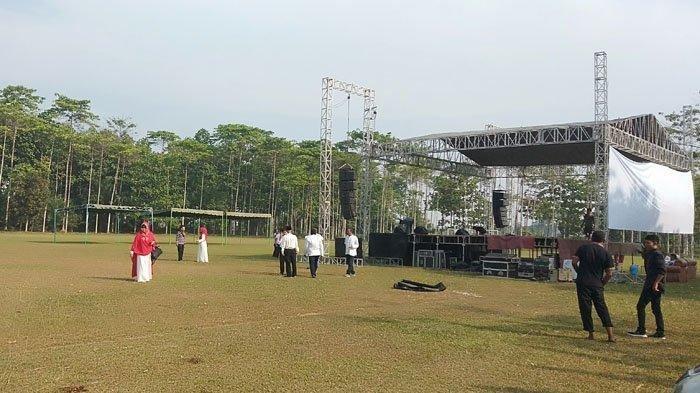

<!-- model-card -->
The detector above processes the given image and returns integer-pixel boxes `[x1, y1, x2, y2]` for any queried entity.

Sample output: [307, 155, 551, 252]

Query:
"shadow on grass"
[471, 385, 558, 393]
[88, 276, 134, 282]
[548, 280, 700, 301]
[238, 270, 286, 277]
[28, 240, 107, 244]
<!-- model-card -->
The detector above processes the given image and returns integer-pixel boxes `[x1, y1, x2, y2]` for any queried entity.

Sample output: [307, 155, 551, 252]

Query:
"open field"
[1, 232, 698, 392]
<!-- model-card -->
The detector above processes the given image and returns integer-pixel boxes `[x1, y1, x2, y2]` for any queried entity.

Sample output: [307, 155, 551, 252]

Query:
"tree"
[10, 160, 50, 230]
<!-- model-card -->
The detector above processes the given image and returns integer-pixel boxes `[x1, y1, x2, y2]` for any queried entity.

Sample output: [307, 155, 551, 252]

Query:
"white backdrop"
[608, 147, 694, 234]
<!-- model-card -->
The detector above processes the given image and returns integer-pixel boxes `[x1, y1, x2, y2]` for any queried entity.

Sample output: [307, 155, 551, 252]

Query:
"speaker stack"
[492, 190, 508, 229]
[339, 164, 356, 220]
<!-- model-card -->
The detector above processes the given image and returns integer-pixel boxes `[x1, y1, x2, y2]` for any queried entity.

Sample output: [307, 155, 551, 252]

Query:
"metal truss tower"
[593, 51, 609, 231]
[319, 77, 375, 241]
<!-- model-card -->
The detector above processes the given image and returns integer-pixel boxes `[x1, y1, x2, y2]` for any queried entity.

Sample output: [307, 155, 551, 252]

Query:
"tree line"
[0, 85, 697, 240]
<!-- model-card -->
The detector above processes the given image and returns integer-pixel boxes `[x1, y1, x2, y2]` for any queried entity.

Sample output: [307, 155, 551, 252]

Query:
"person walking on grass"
[571, 230, 616, 342]
[197, 223, 209, 263]
[280, 225, 299, 277]
[344, 228, 359, 278]
[305, 228, 324, 278]
[628, 234, 667, 339]
[176, 225, 186, 261]
[130, 223, 156, 283]
[275, 227, 286, 276]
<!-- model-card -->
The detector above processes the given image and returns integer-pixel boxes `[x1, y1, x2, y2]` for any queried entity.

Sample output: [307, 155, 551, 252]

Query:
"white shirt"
[344, 234, 359, 256]
[305, 234, 325, 257]
[274, 233, 283, 246]
[280, 232, 299, 254]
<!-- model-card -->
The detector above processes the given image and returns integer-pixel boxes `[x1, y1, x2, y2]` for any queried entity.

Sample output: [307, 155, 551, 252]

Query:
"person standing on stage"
[582, 207, 595, 240]
[344, 228, 359, 278]
[197, 223, 209, 263]
[305, 228, 325, 278]
[131, 223, 156, 283]
[275, 227, 286, 275]
[176, 225, 186, 261]
[571, 230, 615, 342]
[280, 225, 299, 277]
[628, 234, 667, 339]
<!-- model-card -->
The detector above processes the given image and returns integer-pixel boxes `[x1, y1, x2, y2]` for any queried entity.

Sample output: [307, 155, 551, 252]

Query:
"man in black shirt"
[628, 234, 667, 339]
[572, 230, 615, 342]
[582, 207, 594, 240]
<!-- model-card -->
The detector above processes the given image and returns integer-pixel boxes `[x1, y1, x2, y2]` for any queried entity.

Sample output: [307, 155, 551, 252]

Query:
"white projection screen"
[608, 147, 694, 234]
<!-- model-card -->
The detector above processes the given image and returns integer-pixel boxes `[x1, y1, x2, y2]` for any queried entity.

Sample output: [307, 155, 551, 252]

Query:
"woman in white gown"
[130, 223, 156, 282]
[197, 223, 209, 263]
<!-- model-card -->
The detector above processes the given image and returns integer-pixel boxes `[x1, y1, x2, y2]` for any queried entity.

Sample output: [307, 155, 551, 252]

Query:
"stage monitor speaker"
[492, 190, 508, 228]
[339, 165, 356, 220]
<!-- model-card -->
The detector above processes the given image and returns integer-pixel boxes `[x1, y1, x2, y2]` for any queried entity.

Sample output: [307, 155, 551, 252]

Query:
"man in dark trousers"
[175, 225, 186, 261]
[628, 234, 667, 339]
[280, 225, 298, 278]
[582, 207, 595, 240]
[572, 230, 615, 342]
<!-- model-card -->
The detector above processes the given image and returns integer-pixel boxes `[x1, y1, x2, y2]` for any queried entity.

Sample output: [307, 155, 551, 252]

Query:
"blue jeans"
[308, 255, 320, 276]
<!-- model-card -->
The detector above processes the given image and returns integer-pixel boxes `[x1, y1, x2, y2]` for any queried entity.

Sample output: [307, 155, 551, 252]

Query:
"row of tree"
[1, 85, 697, 240]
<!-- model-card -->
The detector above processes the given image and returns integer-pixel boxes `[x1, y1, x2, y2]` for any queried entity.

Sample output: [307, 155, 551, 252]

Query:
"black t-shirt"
[583, 214, 594, 231]
[643, 250, 666, 291]
[574, 243, 614, 287]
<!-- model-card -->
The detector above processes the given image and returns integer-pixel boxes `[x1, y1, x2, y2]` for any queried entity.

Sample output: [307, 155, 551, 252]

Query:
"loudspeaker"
[492, 190, 508, 228]
[339, 165, 356, 220]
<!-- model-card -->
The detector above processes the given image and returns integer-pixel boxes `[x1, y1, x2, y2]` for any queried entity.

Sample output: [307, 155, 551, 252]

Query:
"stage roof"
[226, 211, 272, 220]
[153, 208, 225, 218]
[378, 114, 690, 170]
[56, 204, 153, 214]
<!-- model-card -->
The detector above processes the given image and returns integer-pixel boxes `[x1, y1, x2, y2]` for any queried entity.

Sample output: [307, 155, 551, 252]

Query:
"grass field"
[1, 232, 698, 392]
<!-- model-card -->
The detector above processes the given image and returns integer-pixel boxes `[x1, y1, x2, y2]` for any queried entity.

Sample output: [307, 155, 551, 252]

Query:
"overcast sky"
[2, 0, 699, 142]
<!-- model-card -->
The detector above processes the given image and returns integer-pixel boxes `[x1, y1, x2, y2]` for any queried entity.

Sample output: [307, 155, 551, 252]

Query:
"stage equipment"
[472, 226, 487, 235]
[455, 228, 468, 236]
[339, 165, 356, 220]
[398, 217, 414, 234]
[393, 279, 446, 292]
[319, 78, 375, 241]
[480, 253, 519, 278]
[368, 233, 409, 261]
[492, 190, 508, 228]
[414, 226, 428, 234]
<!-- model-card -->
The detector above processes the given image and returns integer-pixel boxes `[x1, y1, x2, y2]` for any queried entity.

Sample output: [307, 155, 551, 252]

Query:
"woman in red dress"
[130, 222, 156, 282]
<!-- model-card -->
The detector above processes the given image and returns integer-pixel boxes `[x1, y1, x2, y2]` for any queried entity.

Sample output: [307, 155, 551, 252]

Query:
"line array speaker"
[339, 165, 356, 220]
[492, 190, 508, 229]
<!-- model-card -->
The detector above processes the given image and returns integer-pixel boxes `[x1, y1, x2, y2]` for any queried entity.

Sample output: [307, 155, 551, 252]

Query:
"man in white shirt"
[275, 227, 286, 275]
[280, 225, 299, 277]
[344, 228, 359, 277]
[305, 228, 325, 278]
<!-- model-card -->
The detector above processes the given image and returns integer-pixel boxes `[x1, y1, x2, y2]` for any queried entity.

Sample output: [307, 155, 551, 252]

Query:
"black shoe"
[627, 329, 647, 338]
[649, 332, 666, 339]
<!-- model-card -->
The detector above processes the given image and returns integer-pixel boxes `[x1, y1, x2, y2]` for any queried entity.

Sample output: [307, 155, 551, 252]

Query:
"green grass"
[1, 232, 698, 392]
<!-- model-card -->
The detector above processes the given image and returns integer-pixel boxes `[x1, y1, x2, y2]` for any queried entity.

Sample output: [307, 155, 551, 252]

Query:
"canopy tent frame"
[52, 204, 154, 243]
[152, 208, 226, 245]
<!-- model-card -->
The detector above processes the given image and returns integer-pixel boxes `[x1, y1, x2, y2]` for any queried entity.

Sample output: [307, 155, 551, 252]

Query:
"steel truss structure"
[319, 78, 375, 240]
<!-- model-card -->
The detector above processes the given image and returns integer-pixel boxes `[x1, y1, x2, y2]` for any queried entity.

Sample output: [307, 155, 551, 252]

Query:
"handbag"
[151, 246, 163, 264]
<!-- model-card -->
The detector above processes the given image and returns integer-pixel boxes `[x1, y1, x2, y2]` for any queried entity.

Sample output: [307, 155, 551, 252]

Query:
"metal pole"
[53, 209, 57, 243]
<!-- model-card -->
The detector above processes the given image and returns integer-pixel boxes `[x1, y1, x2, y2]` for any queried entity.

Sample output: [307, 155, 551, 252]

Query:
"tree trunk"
[106, 155, 121, 233]
[94, 146, 104, 233]
[61, 143, 72, 232]
[4, 123, 18, 230]
[182, 163, 188, 209]
[41, 143, 55, 232]
[86, 149, 94, 232]
[234, 149, 243, 211]
[0, 124, 8, 196]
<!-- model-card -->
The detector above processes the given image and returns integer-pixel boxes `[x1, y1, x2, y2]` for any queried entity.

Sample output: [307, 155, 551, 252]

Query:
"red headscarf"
[199, 225, 208, 237]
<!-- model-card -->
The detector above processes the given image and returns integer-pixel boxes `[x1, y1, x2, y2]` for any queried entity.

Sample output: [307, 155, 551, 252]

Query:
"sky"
[2, 0, 699, 142]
